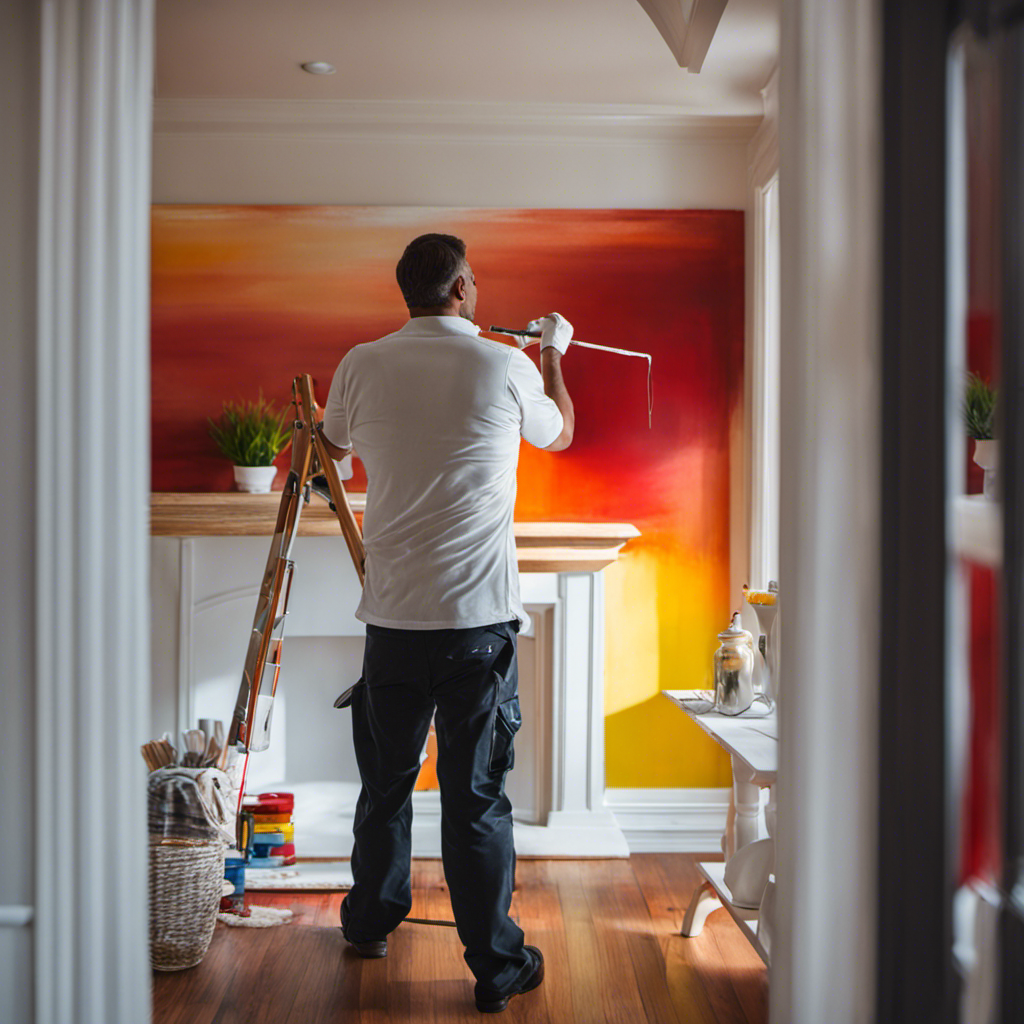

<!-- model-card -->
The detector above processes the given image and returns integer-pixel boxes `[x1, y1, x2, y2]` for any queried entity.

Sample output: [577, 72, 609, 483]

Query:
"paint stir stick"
[487, 326, 653, 427]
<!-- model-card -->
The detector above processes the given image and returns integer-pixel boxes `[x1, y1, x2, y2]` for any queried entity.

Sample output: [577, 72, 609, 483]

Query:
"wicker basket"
[149, 838, 225, 971]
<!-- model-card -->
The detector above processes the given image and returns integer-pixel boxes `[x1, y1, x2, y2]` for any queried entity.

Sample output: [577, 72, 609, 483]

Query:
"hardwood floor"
[152, 855, 768, 1024]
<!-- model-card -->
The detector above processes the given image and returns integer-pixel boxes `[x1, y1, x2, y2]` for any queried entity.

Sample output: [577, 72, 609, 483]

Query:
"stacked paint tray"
[244, 791, 296, 869]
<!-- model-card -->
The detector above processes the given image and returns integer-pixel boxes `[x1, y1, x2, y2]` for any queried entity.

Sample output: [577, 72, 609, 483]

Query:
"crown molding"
[153, 98, 761, 145]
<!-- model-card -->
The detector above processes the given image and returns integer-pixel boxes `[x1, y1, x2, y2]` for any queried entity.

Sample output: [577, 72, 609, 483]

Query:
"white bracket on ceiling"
[635, 0, 728, 73]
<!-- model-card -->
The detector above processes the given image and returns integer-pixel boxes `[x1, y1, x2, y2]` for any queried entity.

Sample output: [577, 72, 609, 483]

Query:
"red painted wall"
[151, 206, 743, 511]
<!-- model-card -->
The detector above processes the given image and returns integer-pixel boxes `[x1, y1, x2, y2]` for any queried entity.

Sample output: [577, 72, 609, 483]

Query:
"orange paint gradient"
[152, 206, 742, 788]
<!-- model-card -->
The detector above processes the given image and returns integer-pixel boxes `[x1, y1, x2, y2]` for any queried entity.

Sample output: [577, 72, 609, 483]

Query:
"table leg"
[681, 880, 721, 937]
[731, 755, 761, 854]
[724, 790, 736, 860]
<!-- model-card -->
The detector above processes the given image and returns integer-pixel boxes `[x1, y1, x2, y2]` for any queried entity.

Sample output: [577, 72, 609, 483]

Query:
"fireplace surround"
[150, 497, 639, 857]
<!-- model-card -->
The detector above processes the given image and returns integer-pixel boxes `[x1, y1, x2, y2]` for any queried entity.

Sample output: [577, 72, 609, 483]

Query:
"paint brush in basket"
[140, 739, 176, 772]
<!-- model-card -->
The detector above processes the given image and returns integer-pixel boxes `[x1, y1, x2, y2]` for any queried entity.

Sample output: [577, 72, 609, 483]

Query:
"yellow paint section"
[603, 537, 735, 787]
[605, 696, 732, 788]
[603, 552, 661, 716]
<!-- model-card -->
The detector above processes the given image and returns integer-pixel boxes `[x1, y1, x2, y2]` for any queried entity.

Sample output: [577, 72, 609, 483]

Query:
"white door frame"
[32, 2, 155, 1022]
[773, 1, 882, 1022]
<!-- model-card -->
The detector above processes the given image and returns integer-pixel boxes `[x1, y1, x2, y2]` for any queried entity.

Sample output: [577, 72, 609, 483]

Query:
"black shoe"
[340, 897, 387, 958]
[475, 945, 544, 1013]
[344, 934, 387, 959]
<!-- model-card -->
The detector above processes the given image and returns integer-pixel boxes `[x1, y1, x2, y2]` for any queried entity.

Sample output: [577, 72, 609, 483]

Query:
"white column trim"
[545, 572, 627, 855]
[749, 172, 781, 587]
[735, 65, 781, 613]
[587, 570, 606, 811]
[743, 63, 782, 602]
[34, 2, 154, 1022]
[517, 603, 555, 826]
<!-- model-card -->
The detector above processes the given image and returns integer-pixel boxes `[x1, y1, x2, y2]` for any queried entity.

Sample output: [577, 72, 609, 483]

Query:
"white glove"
[527, 312, 573, 355]
[334, 454, 354, 481]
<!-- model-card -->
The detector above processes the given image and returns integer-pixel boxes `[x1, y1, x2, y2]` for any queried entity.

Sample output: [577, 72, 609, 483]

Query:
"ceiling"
[155, 0, 779, 117]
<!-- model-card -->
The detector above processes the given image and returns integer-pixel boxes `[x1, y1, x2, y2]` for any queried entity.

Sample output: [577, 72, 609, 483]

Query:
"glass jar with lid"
[713, 611, 755, 715]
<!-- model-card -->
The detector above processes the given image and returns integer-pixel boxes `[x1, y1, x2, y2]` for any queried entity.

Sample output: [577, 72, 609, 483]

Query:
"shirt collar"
[397, 315, 481, 337]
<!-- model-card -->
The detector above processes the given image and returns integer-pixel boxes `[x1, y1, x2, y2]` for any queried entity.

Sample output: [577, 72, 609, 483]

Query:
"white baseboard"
[300, 792, 630, 859]
[604, 788, 730, 853]
[290, 782, 726, 858]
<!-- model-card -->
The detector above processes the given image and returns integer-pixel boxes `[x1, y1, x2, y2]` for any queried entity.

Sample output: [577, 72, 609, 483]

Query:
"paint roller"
[486, 326, 653, 427]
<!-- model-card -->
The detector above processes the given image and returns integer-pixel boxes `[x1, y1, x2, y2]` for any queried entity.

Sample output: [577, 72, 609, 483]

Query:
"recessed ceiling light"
[301, 61, 336, 75]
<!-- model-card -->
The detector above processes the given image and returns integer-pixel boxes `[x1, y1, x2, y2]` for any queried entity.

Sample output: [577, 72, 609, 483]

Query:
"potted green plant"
[963, 372, 998, 498]
[208, 392, 291, 493]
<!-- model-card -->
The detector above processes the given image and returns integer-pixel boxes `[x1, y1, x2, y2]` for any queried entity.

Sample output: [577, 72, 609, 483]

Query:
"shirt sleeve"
[506, 348, 564, 449]
[321, 356, 351, 449]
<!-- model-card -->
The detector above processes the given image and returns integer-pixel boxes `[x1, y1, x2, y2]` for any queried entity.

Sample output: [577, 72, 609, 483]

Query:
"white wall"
[152, 99, 753, 208]
[0, 2, 38, 1021]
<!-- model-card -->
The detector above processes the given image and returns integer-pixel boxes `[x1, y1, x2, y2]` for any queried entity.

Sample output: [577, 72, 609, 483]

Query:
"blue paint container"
[224, 851, 246, 894]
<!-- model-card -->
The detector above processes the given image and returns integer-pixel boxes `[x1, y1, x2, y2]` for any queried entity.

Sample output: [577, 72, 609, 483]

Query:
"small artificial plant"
[207, 392, 291, 467]
[963, 372, 997, 441]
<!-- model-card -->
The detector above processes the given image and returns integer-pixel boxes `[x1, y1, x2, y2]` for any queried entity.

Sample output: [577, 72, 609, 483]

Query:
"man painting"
[319, 233, 574, 1013]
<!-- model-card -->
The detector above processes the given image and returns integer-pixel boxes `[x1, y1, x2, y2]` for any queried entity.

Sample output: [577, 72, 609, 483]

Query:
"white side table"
[662, 690, 779, 965]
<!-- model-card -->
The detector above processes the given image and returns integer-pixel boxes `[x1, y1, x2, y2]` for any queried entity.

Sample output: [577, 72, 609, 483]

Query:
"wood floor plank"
[633, 854, 767, 1024]
[278, 893, 360, 1024]
[505, 861, 567, 1024]
[248, 894, 337, 1024]
[210, 904, 291, 1024]
[579, 859, 679, 1024]
[522, 861, 575, 1023]
[707, 918, 770, 1024]
[151, 896, 301, 1024]
[356, 945, 392, 1024]
[152, 855, 768, 1024]
[423, 870, 478, 1023]
[383, 896, 416, 1023]
[553, 861, 611, 1024]
[663, 935, 727, 1024]
[630, 853, 704, 935]
[666, 923, 753, 1024]
[601, 863, 685, 1024]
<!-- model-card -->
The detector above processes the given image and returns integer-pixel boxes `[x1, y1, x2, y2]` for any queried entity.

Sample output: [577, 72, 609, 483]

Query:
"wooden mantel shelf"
[150, 493, 639, 573]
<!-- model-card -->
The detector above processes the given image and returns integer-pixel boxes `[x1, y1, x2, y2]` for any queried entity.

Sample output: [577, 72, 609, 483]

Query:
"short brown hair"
[395, 233, 467, 308]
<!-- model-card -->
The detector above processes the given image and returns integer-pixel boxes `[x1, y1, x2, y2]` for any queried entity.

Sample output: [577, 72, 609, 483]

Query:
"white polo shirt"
[322, 315, 564, 630]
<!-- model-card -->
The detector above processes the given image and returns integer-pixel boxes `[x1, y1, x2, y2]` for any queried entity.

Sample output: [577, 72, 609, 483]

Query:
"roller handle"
[489, 325, 541, 338]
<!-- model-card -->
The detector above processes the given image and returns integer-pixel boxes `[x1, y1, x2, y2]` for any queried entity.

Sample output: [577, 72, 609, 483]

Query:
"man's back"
[324, 315, 562, 630]
[332, 234, 570, 1012]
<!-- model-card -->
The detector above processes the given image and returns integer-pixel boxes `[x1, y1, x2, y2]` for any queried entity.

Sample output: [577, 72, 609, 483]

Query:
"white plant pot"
[973, 439, 999, 499]
[233, 465, 277, 493]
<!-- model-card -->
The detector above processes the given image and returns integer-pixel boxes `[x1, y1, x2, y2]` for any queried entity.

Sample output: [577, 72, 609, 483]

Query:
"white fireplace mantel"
[150, 500, 638, 858]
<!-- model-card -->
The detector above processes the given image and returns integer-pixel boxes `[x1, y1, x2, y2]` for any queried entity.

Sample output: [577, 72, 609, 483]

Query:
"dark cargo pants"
[341, 620, 533, 998]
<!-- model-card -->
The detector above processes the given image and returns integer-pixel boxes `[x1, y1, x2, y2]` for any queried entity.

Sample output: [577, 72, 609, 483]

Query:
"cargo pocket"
[333, 676, 363, 709]
[489, 696, 522, 773]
